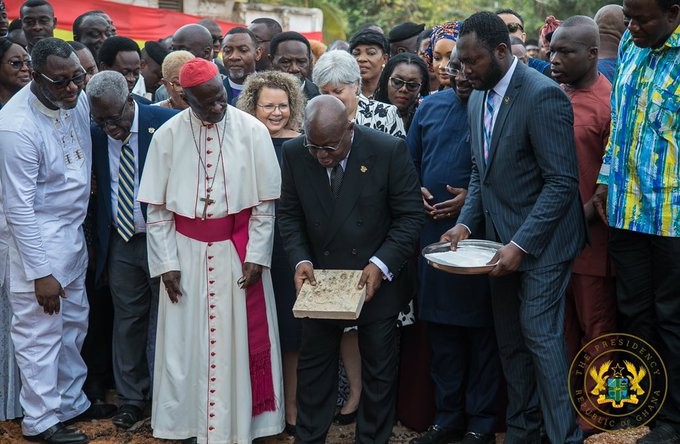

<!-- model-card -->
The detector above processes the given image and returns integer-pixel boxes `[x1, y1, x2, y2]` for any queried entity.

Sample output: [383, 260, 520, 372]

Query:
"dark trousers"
[490, 262, 582, 444]
[295, 316, 398, 444]
[108, 232, 159, 408]
[609, 229, 680, 429]
[428, 322, 499, 434]
[81, 270, 113, 401]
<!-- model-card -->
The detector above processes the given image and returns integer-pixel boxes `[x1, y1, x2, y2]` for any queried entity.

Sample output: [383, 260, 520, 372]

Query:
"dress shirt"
[597, 27, 680, 237]
[108, 101, 146, 233]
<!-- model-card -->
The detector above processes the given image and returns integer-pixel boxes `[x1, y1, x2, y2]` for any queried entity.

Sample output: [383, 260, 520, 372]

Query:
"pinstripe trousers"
[490, 261, 583, 444]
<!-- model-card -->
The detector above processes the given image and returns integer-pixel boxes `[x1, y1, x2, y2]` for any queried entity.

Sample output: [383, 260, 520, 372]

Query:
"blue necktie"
[117, 140, 135, 241]
[483, 90, 496, 162]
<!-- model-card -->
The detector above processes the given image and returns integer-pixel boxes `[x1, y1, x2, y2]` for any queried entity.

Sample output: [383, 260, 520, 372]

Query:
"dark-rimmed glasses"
[389, 77, 422, 92]
[7, 59, 32, 70]
[92, 99, 129, 128]
[304, 125, 350, 152]
[38, 69, 86, 89]
[507, 23, 524, 33]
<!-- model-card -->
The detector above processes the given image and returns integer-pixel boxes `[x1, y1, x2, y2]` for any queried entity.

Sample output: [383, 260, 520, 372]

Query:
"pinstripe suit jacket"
[458, 61, 586, 271]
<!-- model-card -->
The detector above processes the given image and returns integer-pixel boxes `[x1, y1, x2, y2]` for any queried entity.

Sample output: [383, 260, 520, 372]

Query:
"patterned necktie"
[117, 140, 135, 241]
[330, 164, 344, 197]
[483, 90, 496, 162]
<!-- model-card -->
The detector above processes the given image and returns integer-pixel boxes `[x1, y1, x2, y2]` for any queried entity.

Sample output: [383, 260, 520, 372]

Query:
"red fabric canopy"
[4, 0, 323, 43]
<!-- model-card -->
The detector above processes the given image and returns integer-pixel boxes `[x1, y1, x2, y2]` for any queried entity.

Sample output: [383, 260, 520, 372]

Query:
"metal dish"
[422, 239, 503, 275]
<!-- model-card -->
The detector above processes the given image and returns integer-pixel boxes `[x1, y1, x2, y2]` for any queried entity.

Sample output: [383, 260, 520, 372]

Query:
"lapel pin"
[360, 165, 368, 173]
[148, 128, 155, 134]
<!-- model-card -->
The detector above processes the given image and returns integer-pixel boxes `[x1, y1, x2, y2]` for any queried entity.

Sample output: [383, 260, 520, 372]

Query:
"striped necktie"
[483, 90, 496, 162]
[117, 136, 135, 241]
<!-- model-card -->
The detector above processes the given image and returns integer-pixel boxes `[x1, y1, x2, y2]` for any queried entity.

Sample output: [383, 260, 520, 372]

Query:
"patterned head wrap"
[423, 21, 462, 70]
[539, 16, 562, 46]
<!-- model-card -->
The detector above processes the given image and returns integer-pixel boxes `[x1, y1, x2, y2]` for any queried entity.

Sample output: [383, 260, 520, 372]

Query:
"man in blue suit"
[443, 12, 586, 444]
[86, 71, 177, 429]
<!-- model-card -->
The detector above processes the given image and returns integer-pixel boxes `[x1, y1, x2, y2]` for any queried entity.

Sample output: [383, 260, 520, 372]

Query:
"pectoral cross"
[200, 194, 215, 220]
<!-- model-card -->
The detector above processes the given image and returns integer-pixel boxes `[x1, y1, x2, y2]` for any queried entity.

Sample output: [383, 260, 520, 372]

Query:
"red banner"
[4, 0, 323, 43]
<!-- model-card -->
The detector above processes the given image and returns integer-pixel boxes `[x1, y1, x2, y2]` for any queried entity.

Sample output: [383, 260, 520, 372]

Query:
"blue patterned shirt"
[598, 26, 680, 237]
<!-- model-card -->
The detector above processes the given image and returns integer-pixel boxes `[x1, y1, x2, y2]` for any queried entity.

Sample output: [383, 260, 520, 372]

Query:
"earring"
[381, 64, 385, 68]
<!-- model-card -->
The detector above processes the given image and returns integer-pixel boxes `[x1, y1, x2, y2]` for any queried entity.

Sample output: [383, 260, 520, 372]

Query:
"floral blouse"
[355, 94, 406, 139]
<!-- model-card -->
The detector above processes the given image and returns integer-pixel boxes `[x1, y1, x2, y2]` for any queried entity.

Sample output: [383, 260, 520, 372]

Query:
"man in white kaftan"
[137, 57, 284, 443]
[0, 38, 92, 442]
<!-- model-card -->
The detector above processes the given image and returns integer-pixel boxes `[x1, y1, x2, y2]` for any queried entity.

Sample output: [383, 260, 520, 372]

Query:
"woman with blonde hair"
[237, 70, 306, 435]
[155, 50, 194, 110]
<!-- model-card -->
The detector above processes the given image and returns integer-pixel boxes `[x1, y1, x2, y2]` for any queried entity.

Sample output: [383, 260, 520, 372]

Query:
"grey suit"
[458, 61, 586, 443]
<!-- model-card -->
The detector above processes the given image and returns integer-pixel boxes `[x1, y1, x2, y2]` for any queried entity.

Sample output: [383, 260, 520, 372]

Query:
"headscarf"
[539, 16, 562, 46]
[423, 21, 462, 70]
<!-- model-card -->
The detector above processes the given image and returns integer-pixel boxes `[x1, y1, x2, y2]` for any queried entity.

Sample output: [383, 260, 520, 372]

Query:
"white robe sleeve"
[245, 200, 275, 268]
[145, 204, 180, 277]
[0, 130, 51, 281]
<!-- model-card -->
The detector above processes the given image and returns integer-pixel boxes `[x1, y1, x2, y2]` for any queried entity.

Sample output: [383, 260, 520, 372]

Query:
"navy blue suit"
[91, 103, 177, 408]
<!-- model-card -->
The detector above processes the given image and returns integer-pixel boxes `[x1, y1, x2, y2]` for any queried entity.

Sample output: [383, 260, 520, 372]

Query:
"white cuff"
[369, 256, 393, 281]
[295, 260, 313, 270]
[510, 241, 527, 254]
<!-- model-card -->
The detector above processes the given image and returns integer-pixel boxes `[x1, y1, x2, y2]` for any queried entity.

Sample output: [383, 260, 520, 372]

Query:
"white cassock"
[138, 106, 284, 443]
[0, 85, 92, 435]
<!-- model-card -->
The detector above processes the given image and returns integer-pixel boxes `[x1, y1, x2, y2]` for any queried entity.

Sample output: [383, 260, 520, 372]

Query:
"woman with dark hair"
[374, 53, 430, 132]
[349, 30, 389, 99]
[0, 39, 31, 108]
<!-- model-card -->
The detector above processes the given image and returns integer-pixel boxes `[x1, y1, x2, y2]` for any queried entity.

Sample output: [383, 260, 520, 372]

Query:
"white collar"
[489, 56, 518, 98]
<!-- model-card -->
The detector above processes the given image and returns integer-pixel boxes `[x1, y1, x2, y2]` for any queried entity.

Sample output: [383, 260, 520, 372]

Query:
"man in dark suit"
[278, 95, 424, 444]
[269, 31, 320, 100]
[86, 70, 177, 429]
[442, 12, 586, 444]
[97, 36, 152, 104]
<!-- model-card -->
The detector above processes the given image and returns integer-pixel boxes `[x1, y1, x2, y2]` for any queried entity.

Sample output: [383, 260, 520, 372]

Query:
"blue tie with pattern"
[117, 138, 135, 241]
[483, 90, 496, 163]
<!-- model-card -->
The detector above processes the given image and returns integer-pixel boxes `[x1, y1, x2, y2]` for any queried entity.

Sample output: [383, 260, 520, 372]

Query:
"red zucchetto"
[179, 58, 219, 88]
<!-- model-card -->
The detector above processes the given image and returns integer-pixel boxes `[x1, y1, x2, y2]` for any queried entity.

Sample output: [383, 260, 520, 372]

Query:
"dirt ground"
[0, 416, 651, 444]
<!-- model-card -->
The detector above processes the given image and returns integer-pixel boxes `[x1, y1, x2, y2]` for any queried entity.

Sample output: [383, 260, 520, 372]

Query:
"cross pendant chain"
[200, 193, 215, 220]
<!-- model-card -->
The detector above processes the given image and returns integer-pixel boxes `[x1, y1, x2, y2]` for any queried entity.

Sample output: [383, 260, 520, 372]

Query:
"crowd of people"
[0, 0, 678, 443]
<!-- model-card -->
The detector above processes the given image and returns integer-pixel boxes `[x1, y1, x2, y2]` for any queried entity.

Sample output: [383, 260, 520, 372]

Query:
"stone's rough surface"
[293, 269, 366, 320]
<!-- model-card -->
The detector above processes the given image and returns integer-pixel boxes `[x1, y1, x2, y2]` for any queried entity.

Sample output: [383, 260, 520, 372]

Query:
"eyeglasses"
[507, 23, 524, 33]
[6, 59, 32, 70]
[389, 77, 422, 92]
[304, 125, 351, 152]
[257, 103, 289, 113]
[445, 65, 465, 78]
[92, 99, 129, 128]
[38, 69, 86, 89]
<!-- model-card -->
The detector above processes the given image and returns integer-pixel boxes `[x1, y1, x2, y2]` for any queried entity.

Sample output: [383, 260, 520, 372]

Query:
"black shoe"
[285, 422, 296, 436]
[333, 409, 358, 425]
[65, 402, 116, 425]
[638, 423, 680, 444]
[461, 431, 495, 444]
[24, 422, 89, 444]
[111, 404, 143, 429]
[410, 425, 464, 444]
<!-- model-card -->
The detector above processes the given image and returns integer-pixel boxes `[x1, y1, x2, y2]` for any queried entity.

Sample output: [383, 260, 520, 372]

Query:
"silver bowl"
[422, 239, 503, 275]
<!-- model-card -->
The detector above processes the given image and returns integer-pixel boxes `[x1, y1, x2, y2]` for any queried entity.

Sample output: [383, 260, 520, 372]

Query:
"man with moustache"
[98, 36, 150, 104]
[73, 12, 111, 61]
[221, 27, 261, 105]
[592, 1, 680, 442]
[269, 31, 320, 100]
[0, 37, 105, 444]
[442, 12, 585, 444]
[20, 0, 56, 54]
[137, 57, 284, 443]
[87, 70, 177, 430]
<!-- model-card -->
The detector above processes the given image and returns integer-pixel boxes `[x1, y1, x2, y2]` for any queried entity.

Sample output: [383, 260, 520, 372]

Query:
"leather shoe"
[410, 425, 464, 444]
[638, 423, 680, 444]
[333, 409, 357, 425]
[284, 422, 296, 436]
[112, 404, 142, 429]
[461, 431, 495, 444]
[24, 422, 89, 444]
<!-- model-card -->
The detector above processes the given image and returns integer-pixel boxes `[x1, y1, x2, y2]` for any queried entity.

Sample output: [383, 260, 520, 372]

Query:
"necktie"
[117, 141, 135, 241]
[330, 164, 344, 197]
[483, 90, 496, 162]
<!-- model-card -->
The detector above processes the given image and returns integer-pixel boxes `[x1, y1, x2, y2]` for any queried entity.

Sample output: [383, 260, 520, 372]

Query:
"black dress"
[271, 137, 301, 352]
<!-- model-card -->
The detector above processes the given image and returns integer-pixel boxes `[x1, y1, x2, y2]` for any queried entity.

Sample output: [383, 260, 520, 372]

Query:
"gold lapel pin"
[148, 128, 155, 134]
[360, 165, 368, 173]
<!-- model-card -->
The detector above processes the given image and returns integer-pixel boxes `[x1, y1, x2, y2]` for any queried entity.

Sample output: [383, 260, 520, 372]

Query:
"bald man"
[171, 23, 213, 60]
[549, 19, 616, 430]
[278, 95, 423, 443]
[594, 4, 625, 82]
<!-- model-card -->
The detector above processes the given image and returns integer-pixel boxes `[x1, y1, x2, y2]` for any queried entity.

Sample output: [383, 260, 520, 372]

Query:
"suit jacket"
[302, 79, 320, 100]
[458, 61, 586, 271]
[278, 125, 424, 323]
[91, 103, 178, 284]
